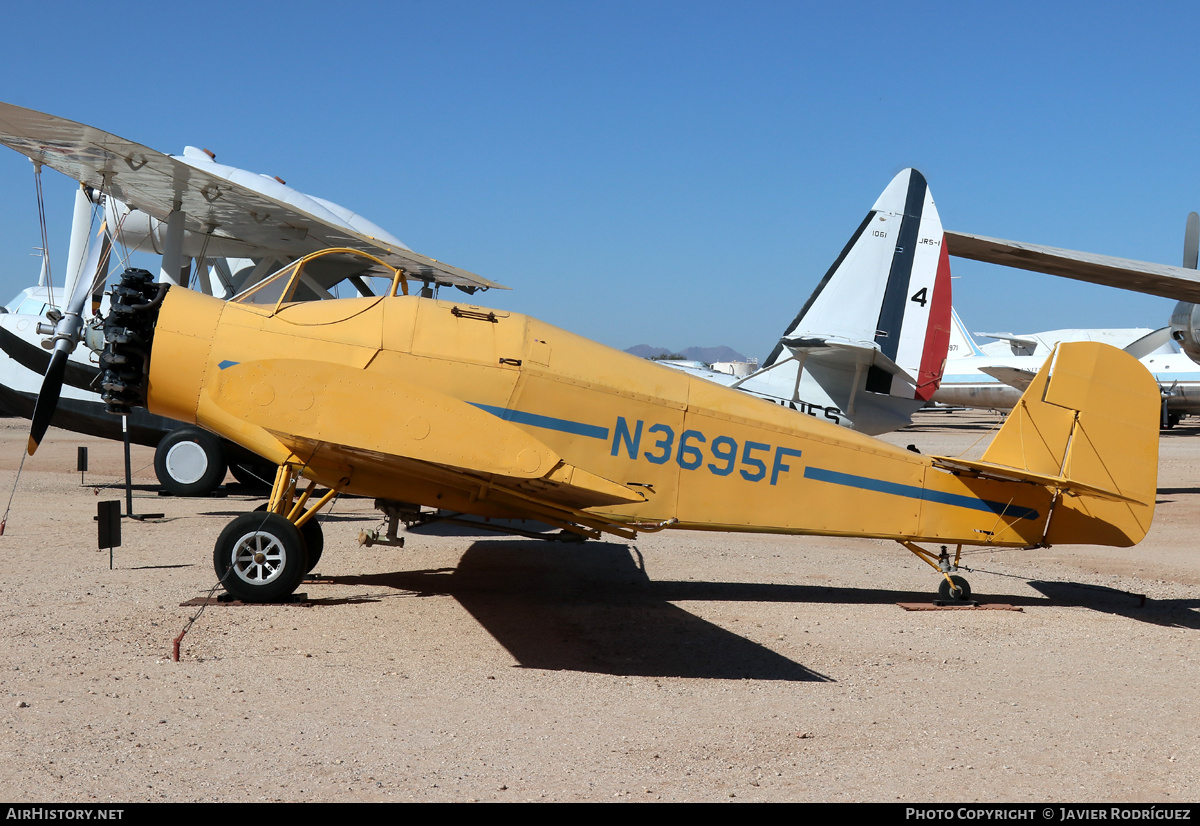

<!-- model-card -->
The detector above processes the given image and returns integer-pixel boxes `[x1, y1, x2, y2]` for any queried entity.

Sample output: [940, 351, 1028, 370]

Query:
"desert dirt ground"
[0, 411, 1198, 803]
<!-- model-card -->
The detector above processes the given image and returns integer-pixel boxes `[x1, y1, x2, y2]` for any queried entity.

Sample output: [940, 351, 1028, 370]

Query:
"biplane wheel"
[213, 513, 308, 602]
[937, 575, 972, 603]
[155, 426, 226, 496]
[253, 503, 323, 572]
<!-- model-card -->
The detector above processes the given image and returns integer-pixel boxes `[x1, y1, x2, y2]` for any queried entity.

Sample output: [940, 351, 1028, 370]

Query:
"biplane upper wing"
[945, 230, 1200, 303]
[0, 101, 506, 291]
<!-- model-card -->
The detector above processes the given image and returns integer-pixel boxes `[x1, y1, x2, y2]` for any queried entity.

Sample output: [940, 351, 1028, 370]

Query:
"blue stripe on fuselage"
[803, 466, 1040, 520]
[471, 403, 609, 440]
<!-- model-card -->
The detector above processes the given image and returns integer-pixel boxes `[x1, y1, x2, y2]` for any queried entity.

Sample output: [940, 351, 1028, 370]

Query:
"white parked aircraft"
[665, 168, 953, 436]
[933, 307, 1200, 427]
[0, 101, 503, 494]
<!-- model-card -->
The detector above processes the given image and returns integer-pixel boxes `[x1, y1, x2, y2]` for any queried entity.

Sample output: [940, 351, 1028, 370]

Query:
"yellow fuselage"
[146, 287, 1075, 548]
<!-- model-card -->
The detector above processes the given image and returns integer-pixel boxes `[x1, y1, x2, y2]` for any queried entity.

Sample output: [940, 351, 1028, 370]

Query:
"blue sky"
[0, 1, 1196, 359]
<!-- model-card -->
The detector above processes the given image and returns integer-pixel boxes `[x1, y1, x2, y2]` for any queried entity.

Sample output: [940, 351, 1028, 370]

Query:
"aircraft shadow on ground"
[1025, 580, 1200, 629]
[330, 539, 833, 682]
[323, 539, 1200, 675]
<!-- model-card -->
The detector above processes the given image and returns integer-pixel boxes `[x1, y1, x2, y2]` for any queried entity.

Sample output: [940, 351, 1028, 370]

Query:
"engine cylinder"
[101, 269, 167, 414]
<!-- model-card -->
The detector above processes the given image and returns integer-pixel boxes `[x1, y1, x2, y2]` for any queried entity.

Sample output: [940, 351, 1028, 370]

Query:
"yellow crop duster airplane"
[63, 247, 1158, 605]
[10, 118, 1159, 604]
[34, 257, 1159, 605]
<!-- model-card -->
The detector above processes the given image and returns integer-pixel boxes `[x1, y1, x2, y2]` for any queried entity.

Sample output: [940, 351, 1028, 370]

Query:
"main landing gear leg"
[213, 463, 342, 603]
[899, 542, 974, 604]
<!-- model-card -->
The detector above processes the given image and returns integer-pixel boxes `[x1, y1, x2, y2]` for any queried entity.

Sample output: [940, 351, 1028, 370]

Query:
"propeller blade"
[27, 347, 69, 455]
[25, 227, 109, 456]
[64, 225, 105, 317]
[1185, 212, 1198, 270]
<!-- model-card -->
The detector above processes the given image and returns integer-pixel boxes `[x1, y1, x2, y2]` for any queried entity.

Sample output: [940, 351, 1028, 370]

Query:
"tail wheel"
[213, 512, 308, 602]
[155, 427, 226, 496]
[938, 575, 972, 603]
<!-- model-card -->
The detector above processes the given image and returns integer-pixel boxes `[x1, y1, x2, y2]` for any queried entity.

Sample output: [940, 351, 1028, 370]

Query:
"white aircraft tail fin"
[947, 305, 985, 358]
[765, 168, 952, 402]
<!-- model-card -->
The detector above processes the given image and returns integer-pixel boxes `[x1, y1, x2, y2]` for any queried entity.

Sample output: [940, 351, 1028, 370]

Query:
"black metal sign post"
[77, 446, 87, 486]
[97, 500, 121, 570]
[123, 416, 133, 516]
[122, 416, 163, 521]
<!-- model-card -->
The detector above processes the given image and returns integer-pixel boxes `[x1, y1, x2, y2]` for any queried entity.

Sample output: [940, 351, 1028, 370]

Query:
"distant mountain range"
[624, 345, 750, 363]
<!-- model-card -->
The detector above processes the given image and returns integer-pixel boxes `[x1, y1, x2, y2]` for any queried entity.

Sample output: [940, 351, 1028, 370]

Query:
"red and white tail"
[766, 168, 952, 401]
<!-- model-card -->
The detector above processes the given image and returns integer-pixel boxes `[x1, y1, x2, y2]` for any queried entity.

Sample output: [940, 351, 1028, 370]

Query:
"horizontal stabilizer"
[781, 336, 918, 385]
[977, 332, 1039, 354]
[948, 341, 1159, 546]
[976, 364, 1037, 391]
[978, 332, 1036, 347]
[930, 456, 1146, 505]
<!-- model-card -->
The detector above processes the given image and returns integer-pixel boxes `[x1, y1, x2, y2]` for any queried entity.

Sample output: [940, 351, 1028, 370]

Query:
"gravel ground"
[0, 412, 1198, 803]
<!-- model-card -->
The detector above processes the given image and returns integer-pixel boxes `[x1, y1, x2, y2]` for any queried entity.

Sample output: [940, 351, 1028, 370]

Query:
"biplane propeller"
[27, 222, 109, 455]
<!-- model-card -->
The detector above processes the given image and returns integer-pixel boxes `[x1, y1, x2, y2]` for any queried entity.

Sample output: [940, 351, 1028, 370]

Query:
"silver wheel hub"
[230, 531, 288, 585]
[165, 440, 208, 485]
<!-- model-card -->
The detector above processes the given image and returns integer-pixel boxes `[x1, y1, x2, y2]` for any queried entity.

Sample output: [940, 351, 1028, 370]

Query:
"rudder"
[980, 342, 1159, 546]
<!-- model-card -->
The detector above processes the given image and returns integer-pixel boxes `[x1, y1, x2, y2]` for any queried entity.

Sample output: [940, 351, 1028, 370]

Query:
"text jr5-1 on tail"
[80, 247, 1159, 603]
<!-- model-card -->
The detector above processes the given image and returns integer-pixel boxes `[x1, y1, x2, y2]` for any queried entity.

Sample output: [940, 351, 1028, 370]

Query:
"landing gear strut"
[212, 463, 341, 602]
[900, 542, 975, 604]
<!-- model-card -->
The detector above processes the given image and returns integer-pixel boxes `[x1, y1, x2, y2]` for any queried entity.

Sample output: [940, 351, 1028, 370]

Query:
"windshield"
[232, 248, 408, 311]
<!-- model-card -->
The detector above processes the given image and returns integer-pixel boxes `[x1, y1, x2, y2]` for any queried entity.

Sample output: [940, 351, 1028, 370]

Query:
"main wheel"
[155, 426, 226, 496]
[213, 513, 308, 602]
[938, 575, 972, 602]
[299, 518, 324, 572]
[253, 504, 323, 572]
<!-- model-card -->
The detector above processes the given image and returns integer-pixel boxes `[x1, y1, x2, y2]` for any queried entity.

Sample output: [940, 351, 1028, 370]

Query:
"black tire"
[937, 575, 972, 602]
[228, 458, 275, 491]
[154, 427, 226, 496]
[213, 512, 308, 602]
[254, 503, 324, 572]
[299, 518, 324, 572]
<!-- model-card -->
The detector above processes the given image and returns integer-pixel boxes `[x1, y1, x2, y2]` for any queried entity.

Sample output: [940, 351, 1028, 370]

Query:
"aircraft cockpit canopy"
[231, 248, 410, 314]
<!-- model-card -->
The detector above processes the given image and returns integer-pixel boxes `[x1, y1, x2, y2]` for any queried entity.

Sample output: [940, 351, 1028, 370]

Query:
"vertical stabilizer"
[947, 306, 985, 358]
[978, 342, 1159, 546]
[765, 168, 952, 401]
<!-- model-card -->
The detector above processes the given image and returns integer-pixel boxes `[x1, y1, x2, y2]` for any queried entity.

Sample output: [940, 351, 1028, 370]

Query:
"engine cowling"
[1168, 301, 1200, 364]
